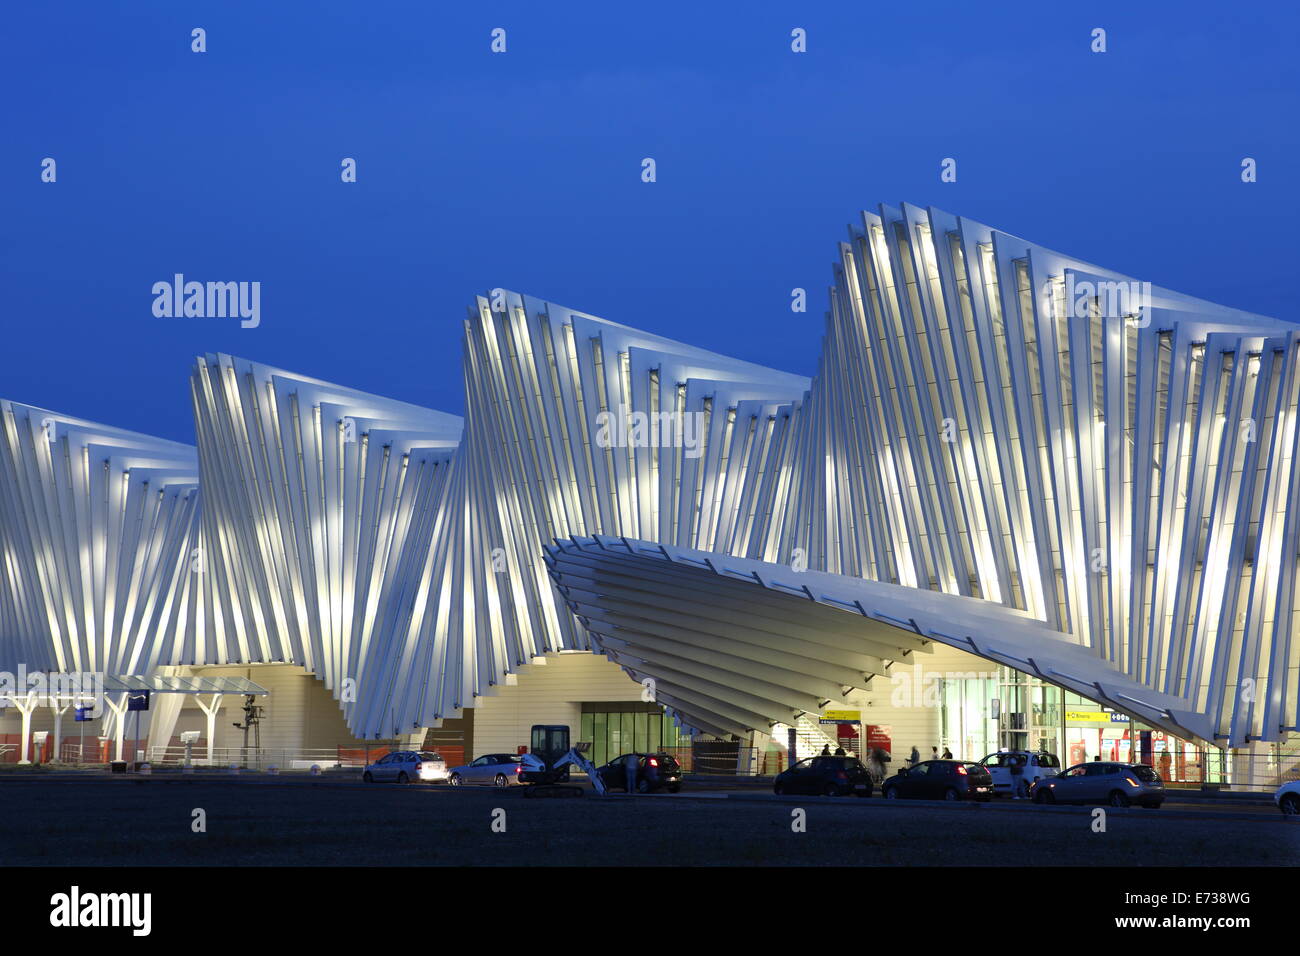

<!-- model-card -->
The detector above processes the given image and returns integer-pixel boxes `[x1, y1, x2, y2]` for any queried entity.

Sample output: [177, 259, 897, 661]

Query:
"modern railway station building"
[2, 204, 1297, 789]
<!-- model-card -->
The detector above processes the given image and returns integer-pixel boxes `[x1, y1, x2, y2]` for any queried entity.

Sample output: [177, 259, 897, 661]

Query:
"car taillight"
[836, 771, 848, 781]
[956, 765, 968, 775]
[648, 757, 658, 768]
[515, 766, 522, 775]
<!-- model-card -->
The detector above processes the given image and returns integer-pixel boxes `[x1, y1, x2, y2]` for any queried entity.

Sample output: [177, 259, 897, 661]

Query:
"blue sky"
[3, 1, 1297, 442]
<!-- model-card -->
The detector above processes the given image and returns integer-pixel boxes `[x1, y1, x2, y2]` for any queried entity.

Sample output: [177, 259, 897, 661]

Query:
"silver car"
[1031, 761, 1165, 808]
[363, 750, 448, 784]
[447, 753, 524, 788]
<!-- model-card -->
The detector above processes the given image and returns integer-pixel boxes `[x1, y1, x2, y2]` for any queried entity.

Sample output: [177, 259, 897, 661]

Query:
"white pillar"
[16, 698, 34, 764]
[103, 694, 128, 762]
[196, 694, 222, 765]
[51, 703, 68, 763]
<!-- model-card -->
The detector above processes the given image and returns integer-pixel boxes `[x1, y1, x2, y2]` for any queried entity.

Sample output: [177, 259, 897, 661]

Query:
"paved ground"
[1, 773, 1296, 866]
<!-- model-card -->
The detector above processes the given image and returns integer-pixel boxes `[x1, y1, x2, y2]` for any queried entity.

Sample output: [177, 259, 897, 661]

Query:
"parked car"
[1274, 780, 1300, 815]
[1030, 761, 1164, 808]
[595, 752, 684, 793]
[362, 750, 447, 784]
[774, 755, 874, 797]
[447, 753, 525, 787]
[977, 750, 1062, 798]
[881, 760, 993, 801]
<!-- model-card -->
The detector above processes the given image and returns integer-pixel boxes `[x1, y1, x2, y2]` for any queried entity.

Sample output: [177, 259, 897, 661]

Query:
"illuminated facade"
[2, 204, 1298, 760]
[0, 402, 201, 675]
[547, 204, 1300, 751]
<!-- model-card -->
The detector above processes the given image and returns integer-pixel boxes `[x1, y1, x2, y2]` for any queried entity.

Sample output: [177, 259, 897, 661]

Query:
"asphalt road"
[1, 773, 1296, 866]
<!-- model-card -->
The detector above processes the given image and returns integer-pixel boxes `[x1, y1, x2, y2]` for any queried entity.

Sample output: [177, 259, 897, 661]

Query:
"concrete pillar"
[17, 702, 33, 764]
[103, 694, 128, 762]
[196, 694, 223, 765]
[51, 704, 67, 763]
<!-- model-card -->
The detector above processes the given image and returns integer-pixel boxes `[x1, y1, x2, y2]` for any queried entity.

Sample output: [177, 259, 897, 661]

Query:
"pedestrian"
[623, 752, 639, 793]
[941, 746, 953, 759]
[931, 746, 940, 760]
[909, 745, 920, 767]
[1010, 752, 1026, 798]
[868, 747, 890, 785]
[834, 746, 846, 756]
[820, 744, 831, 756]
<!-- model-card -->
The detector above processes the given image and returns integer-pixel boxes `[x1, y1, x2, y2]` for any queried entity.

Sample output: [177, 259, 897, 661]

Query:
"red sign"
[864, 724, 892, 754]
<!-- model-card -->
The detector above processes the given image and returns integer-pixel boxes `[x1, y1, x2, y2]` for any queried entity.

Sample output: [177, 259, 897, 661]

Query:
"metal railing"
[23, 742, 439, 770]
[142, 745, 363, 770]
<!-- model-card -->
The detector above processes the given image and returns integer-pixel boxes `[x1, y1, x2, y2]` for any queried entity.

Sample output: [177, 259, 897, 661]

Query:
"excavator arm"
[518, 744, 608, 795]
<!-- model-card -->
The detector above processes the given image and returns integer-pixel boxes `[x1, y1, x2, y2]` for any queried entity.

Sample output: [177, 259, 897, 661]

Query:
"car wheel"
[362, 771, 373, 783]
[1279, 793, 1299, 815]
[943, 787, 960, 801]
[1108, 789, 1130, 808]
[668, 783, 681, 794]
[773, 782, 785, 795]
[1145, 801, 1163, 809]
[493, 773, 509, 788]
[1034, 789, 1053, 805]
[854, 785, 872, 798]
[449, 773, 461, 787]
[883, 786, 898, 800]
[824, 783, 840, 797]
[396, 771, 408, 784]
[636, 778, 652, 794]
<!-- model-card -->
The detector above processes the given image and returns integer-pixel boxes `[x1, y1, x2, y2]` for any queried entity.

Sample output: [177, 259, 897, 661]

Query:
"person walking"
[820, 744, 831, 756]
[941, 746, 953, 760]
[623, 752, 640, 794]
[909, 745, 920, 767]
[931, 746, 940, 760]
[834, 746, 846, 756]
[868, 747, 891, 786]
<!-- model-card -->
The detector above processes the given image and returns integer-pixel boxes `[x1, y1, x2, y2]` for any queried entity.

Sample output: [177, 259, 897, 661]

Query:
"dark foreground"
[1, 775, 1295, 866]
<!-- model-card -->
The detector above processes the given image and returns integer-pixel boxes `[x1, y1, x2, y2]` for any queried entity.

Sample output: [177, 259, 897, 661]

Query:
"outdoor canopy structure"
[1, 202, 1297, 753]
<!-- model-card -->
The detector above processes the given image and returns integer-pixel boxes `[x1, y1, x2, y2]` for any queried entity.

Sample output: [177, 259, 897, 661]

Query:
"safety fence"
[652, 745, 758, 774]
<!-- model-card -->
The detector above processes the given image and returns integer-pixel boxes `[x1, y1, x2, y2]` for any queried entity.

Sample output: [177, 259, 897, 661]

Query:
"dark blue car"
[774, 755, 873, 797]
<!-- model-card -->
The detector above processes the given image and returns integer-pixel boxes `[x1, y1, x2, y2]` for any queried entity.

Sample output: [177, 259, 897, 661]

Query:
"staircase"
[778, 714, 847, 764]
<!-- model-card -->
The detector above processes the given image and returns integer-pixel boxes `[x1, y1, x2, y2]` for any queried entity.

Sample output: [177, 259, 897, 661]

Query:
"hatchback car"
[447, 753, 525, 787]
[362, 750, 447, 784]
[1031, 761, 1164, 808]
[881, 760, 993, 801]
[977, 750, 1061, 798]
[774, 755, 874, 797]
[1273, 779, 1299, 815]
[596, 752, 684, 793]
